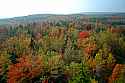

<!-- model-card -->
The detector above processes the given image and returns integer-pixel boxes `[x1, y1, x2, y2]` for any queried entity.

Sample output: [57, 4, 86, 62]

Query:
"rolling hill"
[0, 12, 125, 26]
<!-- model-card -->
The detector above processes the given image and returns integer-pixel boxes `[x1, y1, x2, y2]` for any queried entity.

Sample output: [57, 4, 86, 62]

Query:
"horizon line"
[0, 11, 125, 19]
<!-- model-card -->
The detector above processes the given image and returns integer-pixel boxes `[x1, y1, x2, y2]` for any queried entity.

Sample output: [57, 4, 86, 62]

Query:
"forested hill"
[0, 13, 125, 26]
[0, 14, 85, 26]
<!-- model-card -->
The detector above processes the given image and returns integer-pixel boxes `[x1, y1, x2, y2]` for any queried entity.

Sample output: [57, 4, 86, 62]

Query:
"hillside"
[0, 12, 125, 83]
[0, 13, 125, 26]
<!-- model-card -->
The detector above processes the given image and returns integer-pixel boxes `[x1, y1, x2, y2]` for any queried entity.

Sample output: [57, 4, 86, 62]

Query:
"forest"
[0, 14, 125, 83]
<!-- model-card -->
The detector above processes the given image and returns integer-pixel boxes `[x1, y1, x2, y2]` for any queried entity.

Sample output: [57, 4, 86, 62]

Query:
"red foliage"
[7, 58, 31, 83]
[7, 56, 43, 83]
[79, 31, 90, 39]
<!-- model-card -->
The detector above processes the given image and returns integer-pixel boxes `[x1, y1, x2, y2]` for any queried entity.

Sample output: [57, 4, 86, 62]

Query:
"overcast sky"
[0, 0, 125, 18]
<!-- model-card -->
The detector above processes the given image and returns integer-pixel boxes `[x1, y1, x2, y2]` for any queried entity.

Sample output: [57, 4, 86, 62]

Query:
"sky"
[0, 0, 125, 18]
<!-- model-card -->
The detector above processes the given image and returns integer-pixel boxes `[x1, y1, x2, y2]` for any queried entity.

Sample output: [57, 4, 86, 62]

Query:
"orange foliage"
[84, 44, 96, 55]
[42, 79, 48, 83]
[109, 28, 125, 33]
[7, 55, 43, 83]
[108, 64, 125, 83]
[87, 58, 96, 72]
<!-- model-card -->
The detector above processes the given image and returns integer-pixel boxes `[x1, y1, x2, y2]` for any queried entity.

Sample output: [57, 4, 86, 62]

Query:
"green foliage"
[0, 64, 8, 83]
[64, 47, 82, 64]
[0, 16, 125, 83]
[67, 62, 92, 83]
[95, 31, 125, 63]
[95, 48, 115, 65]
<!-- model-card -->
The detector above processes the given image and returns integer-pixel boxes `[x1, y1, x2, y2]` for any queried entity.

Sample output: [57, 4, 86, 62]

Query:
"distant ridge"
[0, 12, 125, 26]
